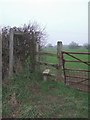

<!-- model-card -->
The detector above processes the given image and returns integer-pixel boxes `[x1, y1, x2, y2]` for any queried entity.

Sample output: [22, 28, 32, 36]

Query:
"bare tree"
[2, 22, 47, 78]
[83, 43, 90, 49]
[69, 41, 79, 49]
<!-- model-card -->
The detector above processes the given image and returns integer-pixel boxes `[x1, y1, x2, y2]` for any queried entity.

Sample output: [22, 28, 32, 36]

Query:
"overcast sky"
[0, 0, 89, 45]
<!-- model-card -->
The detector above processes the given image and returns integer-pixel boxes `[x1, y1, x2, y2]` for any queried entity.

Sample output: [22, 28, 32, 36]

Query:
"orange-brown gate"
[62, 51, 90, 92]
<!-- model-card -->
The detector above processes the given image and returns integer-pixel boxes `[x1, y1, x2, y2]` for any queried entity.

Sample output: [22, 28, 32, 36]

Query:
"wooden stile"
[43, 69, 50, 81]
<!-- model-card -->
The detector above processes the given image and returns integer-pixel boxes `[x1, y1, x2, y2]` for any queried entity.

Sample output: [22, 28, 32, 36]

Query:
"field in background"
[41, 47, 88, 70]
[40, 47, 89, 91]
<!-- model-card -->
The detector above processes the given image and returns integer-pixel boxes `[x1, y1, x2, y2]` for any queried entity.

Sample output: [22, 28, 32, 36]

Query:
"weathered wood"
[43, 69, 50, 74]
[37, 61, 57, 68]
[14, 31, 25, 35]
[88, 2, 90, 90]
[62, 51, 90, 54]
[36, 42, 39, 62]
[43, 69, 50, 81]
[9, 28, 14, 78]
[63, 51, 90, 66]
[0, 32, 2, 82]
[38, 52, 56, 56]
[36, 42, 40, 71]
[0, 31, 2, 119]
[29, 31, 36, 72]
[56, 41, 63, 81]
[48, 73, 55, 77]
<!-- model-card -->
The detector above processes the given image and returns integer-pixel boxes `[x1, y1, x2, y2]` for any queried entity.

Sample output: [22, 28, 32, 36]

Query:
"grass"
[2, 65, 89, 118]
[42, 47, 89, 69]
[40, 47, 89, 78]
[2, 47, 89, 118]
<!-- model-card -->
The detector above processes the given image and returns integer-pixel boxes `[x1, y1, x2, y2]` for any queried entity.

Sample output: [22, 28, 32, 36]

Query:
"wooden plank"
[0, 31, 2, 119]
[35, 42, 40, 71]
[14, 31, 25, 35]
[43, 69, 50, 74]
[43, 69, 50, 81]
[38, 52, 56, 56]
[63, 52, 90, 66]
[48, 73, 56, 77]
[68, 81, 87, 85]
[36, 42, 39, 62]
[65, 60, 90, 63]
[9, 28, 14, 78]
[57, 41, 63, 81]
[66, 75, 89, 80]
[37, 61, 57, 68]
[0, 32, 2, 82]
[62, 51, 90, 55]
[29, 31, 36, 72]
[64, 68, 90, 72]
[89, 2, 90, 51]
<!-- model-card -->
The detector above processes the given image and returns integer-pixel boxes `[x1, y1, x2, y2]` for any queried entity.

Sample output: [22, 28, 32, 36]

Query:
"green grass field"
[42, 47, 89, 69]
[2, 47, 89, 118]
[40, 47, 89, 77]
[2, 69, 88, 118]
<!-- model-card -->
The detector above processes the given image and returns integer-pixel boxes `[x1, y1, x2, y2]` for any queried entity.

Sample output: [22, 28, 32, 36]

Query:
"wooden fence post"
[0, 32, 2, 82]
[0, 30, 2, 119]
[88, 2, 90, 83]
[36, 41, 40, 70]
[29, 31, 36, 72]
[9, 28, 14, 78]
[56, 41, 63, 81]
[36, 41, 39, 62]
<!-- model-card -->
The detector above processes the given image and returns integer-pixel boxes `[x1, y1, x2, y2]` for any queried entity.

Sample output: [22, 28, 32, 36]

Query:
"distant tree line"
[45, 41, 90, 50]
[68, 41, 90, 49]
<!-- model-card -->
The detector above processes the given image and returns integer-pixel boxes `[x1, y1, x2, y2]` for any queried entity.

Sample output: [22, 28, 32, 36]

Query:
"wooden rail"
[37, 61, 57, 68]
[66, 75, 89, 80]
[36, 52, 56, 56]
[64, 68, 90, 72]
[64, 60, 90, 63]
[62, 51, 90, 55]
[62, 51, 90, 66]
[36, 41, 63, 82]
[67, 80, 89, 86]
[14, 31, 26, 35]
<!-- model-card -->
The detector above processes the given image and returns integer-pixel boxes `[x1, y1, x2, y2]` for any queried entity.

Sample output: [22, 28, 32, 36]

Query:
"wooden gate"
[62, 51, 90, 92]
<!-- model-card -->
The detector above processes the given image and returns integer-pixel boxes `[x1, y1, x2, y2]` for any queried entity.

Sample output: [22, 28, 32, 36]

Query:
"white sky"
[0, 0, 89, 45]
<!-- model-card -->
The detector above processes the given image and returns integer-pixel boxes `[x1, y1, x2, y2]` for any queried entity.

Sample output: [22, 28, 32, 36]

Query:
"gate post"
[36, 41, 40, 71]
[30, 31, 36, 72]
[36, 41, 39, 62]
[9, 28, 14, 78]
[56, 41, 63, 81]
[0, 29, 2, 120]
[0, 31, 2, 82]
